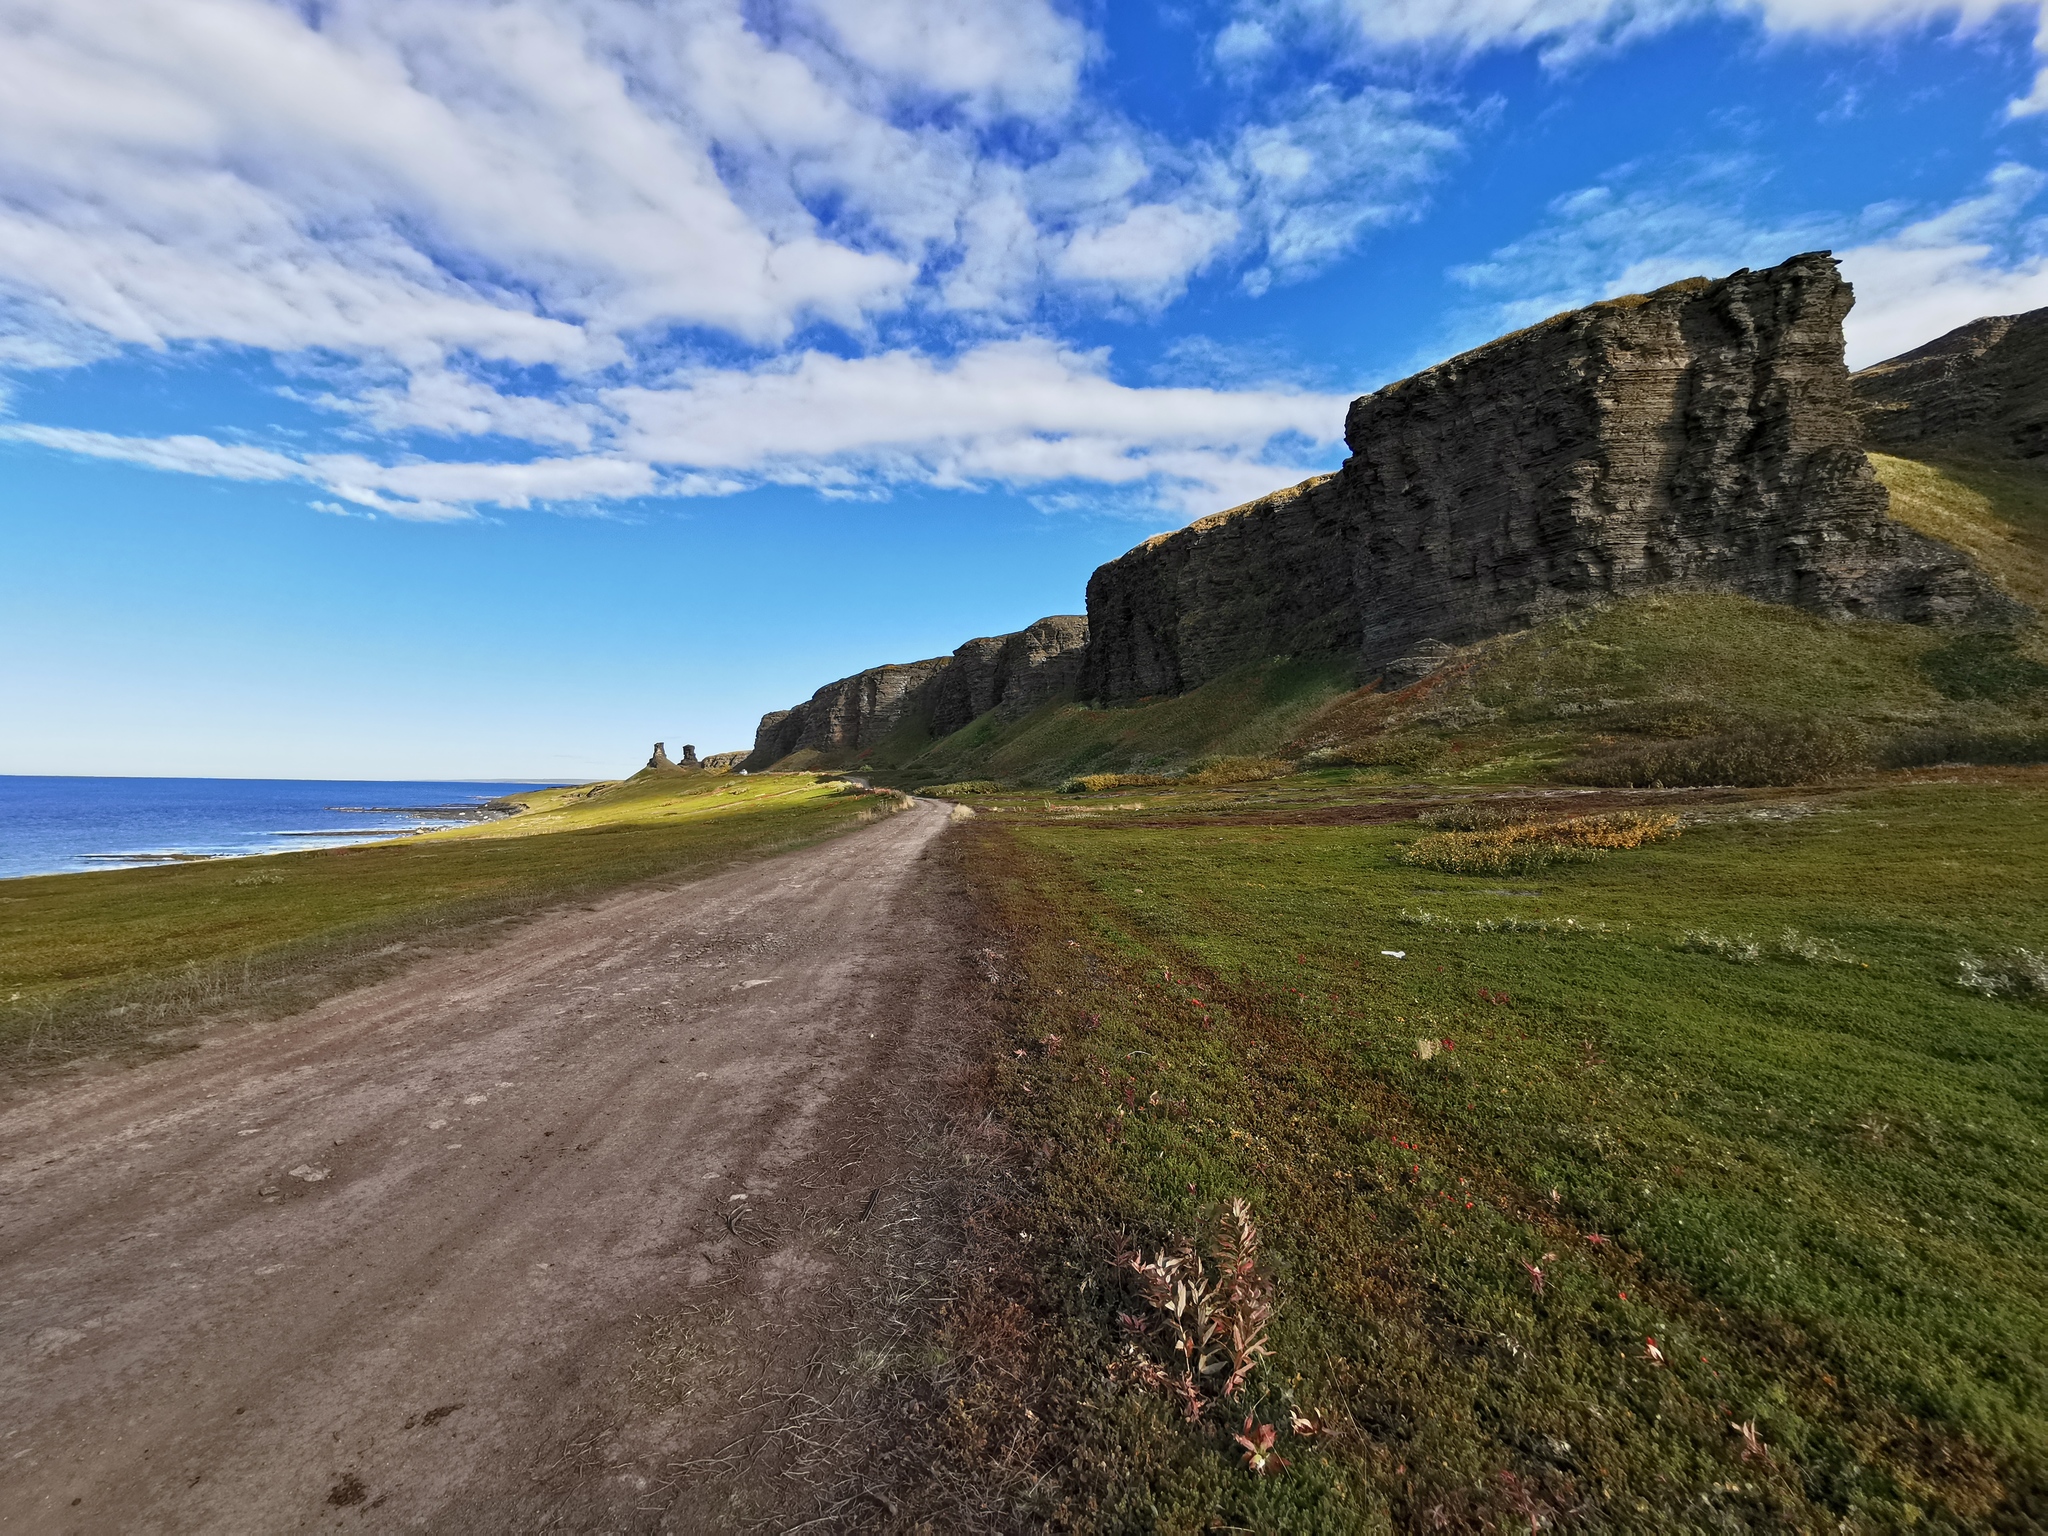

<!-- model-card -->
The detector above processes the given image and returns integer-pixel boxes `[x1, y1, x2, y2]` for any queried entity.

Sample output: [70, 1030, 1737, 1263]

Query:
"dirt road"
[0, 798, 975, 1533]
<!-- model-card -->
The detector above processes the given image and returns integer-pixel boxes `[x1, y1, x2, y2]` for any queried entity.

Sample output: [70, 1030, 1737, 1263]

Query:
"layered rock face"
[1081, 253, 2018, 701]
[1853, 305, 2048, 461]
[742, 616, 1088, 769]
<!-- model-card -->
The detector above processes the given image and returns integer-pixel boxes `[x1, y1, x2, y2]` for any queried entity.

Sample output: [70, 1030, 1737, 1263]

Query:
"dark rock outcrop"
[742, 616, 1089, 770]
[921, 616, 1091, 736]
[1854, 306, 2048, 462]
[645, 741, 701, 771]
[1080, 253, 2020, 702]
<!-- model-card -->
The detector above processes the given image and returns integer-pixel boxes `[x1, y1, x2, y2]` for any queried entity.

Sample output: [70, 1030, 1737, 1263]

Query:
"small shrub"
[1302, 733, 1448, 771]
[1062, 772, 1173, 794]
[1110, 1200, 1275, 1425]
[1185, 756, 1291, 787]
[1418, 802, 1536, 832]
[1956, 949, 2048, 997]
[232, 873, 285, 887]
[1881, 728, 2048, 769]
[1676, 929, 1763, 963]
[1563, 720, 1868, 787]
[1399, 810, 1680, 876]
[915, 779, 1003, 795]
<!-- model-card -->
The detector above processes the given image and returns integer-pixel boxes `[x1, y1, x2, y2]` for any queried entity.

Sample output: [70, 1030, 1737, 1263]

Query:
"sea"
[0, 776, 566, 881]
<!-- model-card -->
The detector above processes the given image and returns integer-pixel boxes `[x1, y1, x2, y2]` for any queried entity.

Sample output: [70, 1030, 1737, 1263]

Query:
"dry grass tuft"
[1063, 772, 1174, 794]
[1400, 810, 1680, 876]
[1185, 756, 1292, 787]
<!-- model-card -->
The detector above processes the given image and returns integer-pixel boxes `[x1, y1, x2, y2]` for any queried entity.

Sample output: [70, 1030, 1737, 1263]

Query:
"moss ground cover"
[0, 771, 881, 1073]
[933, 770, 2048, 1530]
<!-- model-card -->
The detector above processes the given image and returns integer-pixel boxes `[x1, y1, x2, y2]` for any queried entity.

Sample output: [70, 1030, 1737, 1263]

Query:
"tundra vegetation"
[908, 763, 2048, 1530]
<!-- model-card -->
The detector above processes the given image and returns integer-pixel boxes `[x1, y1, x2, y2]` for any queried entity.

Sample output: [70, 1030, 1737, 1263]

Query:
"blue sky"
[6, 0, 2048, 779]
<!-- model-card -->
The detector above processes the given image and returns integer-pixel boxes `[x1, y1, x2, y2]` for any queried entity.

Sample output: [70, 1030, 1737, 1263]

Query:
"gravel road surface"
[0, 798, 972, 1533]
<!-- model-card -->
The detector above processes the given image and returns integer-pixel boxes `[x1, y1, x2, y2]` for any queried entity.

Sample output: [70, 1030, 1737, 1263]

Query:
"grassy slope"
[931, 769, 2048, 1530]
[889, 659, 1357, 789]
[1873, 452, 2048, 610]
[886, 587, 2046, 793]
[0, 770, 883, 1074]
[880, 655, 1359, 786]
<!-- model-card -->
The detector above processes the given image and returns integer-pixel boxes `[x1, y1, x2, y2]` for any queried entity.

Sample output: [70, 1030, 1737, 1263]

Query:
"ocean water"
[0, 776, 563, 880]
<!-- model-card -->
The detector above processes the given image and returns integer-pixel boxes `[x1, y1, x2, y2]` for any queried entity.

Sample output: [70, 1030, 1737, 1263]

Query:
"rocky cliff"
[1080, 252, 2020, 701]
[742, 615, 1087, 770]
[741, 252, 2021, 764]
[1854, 305, 2048, 462]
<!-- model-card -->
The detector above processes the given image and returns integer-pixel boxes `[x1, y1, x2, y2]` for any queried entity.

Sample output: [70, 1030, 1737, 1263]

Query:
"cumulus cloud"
[0, 0, 1465, 521]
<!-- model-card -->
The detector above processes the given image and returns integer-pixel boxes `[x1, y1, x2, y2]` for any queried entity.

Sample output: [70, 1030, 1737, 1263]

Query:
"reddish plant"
[1110, 1199, 1276, 1422]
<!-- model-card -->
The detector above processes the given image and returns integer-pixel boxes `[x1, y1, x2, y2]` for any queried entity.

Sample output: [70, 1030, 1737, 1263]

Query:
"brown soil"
[0, 800, 979, 1533]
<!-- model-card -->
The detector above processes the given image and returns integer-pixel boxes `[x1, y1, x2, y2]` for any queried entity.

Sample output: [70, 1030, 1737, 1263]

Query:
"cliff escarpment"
[742, 252, 2026, 772]
[742, 616, 1087, 770]
[1079, 253, 2018, 701]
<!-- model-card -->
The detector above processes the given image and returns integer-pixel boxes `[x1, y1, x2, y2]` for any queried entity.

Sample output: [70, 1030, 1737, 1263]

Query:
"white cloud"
[1838, 162, 2048, 363]
[0, 0, 1419, 374]
[3, 340, 1350, 520]
[1234, 85, 1464, 288]
[1446, 159, 2048, 368]
[0, 423, 304, 482]
[0, 0, 1465, 524]
[794, 0, 1090, 121]
[1053, 203, 1243, 303]
[612, 340, 1348, 513]
[1237, 0, 2042, 64]
[1448, 168, 1837, 331]
[0, 421, 664, 520]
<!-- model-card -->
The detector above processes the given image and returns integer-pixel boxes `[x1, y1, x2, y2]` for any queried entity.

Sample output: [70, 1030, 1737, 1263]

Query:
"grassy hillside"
[0, 770, 892, 1076]
[882, 587, 2048, 794]
[899, 657, 1357, 789]
[1873, 451, 2048, 610]
[912, 766, 2048, 1529]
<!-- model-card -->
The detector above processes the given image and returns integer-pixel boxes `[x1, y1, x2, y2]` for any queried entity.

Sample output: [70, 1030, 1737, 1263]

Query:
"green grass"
[935, 769, 2048, 1530]
[0, 771, 885, 1074]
